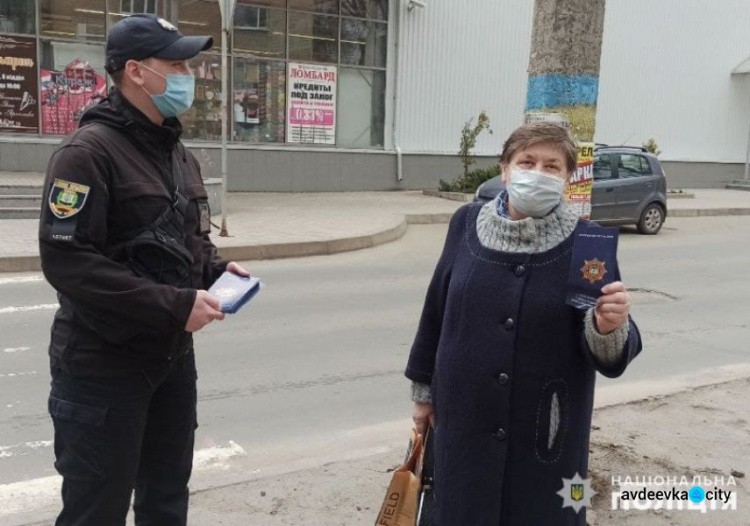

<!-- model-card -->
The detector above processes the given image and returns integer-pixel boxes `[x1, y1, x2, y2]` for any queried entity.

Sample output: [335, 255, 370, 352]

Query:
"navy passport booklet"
[565, 227, 619, 310]
[208, 272, 263, 314]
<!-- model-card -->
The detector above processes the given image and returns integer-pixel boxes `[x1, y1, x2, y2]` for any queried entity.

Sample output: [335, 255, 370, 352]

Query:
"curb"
[0, 255, 41, 274]
[594, 363, 750, 410]
[0, 213, 455, 273]
[3, 206, 750, 273]
[669, 207, 750, 218]
[422, 190, 474, 203]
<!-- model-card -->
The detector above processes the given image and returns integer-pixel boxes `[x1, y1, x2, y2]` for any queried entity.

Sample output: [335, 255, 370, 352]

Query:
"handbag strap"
[420, 428, 435, 486]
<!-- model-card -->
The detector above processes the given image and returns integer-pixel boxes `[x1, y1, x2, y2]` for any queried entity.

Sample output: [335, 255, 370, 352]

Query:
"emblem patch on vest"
[49, 179, 90, 220]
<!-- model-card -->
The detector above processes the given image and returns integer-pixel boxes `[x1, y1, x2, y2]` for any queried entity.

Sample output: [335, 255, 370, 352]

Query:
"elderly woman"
[406, 123, 642, 525]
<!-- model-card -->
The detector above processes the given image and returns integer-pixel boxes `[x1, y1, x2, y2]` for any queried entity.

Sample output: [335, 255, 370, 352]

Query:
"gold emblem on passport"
[49, 179, 90, 219]
[581, 258, 607, 284]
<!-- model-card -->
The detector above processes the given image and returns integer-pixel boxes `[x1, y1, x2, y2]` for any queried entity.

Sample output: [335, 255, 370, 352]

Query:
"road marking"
[0, 276, 44, 286]
[193, 440, 246, 470]
[0, 441, 247, 517]
[2, 347, 30, 354]
[0, 304, 57, 315]
[0, 371, 37, 379]
[0, 441, 53, 459]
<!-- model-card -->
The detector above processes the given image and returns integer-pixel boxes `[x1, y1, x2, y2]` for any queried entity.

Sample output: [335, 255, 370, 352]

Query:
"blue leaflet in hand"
[565, 227, 619, 310]
[208, 272, 263, 314]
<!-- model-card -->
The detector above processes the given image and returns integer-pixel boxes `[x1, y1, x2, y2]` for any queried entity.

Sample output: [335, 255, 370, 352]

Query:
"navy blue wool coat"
[405, 203, 642, 526]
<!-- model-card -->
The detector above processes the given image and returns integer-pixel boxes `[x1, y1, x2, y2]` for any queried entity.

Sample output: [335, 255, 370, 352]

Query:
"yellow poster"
[566, 142, 595, 219]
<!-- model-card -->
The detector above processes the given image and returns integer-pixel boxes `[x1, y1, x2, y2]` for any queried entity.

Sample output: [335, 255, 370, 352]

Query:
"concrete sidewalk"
[0, 192, 461, 272]
[175, 371, 750, 526]
[4, 365, 747, 526]
[2, 189, 750, 272]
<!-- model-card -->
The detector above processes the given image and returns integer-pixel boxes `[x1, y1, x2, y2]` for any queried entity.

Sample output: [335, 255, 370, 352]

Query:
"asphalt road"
[0, 215, 748, 520]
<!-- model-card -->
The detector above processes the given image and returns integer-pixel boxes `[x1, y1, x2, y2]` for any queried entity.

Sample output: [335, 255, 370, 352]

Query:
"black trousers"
[48, 352, 197, 526]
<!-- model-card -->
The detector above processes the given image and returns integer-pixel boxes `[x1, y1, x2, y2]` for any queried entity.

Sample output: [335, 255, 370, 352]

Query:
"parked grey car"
[475, 145, 668, 234]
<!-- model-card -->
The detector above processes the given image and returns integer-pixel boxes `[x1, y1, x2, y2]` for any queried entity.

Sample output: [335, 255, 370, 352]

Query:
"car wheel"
[637, 204, 664, 235]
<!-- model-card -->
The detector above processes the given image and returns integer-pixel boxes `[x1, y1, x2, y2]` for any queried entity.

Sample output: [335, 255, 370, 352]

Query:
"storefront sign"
[567, 142, 595, 219]
[0, 36, 38, 134]
[286, 62, 337, 145]
[42, 58, 107, 136]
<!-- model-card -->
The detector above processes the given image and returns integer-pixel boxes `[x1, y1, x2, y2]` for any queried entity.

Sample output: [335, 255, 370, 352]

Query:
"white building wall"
[393, 0, 535, 156]
[596, 0, 750, 163]
[395, 0, 750, 164]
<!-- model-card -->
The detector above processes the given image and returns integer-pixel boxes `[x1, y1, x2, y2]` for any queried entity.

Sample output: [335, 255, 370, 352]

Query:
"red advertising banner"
[0, 35, 39, 134]
[41, 58, 107, 136]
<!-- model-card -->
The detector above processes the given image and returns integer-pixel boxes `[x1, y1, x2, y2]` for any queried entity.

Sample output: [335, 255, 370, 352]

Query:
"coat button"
[504, 318, 515, 330]
[493, 428, 507, 441]
[514, 265, 526, 277]
[498, 373, 509, 385]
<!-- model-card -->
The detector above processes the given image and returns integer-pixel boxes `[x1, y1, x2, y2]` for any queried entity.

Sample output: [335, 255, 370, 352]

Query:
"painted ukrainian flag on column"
[525, 0, 607, 142]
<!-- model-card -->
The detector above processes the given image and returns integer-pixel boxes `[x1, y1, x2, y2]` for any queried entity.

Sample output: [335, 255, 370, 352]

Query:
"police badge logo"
[158, 18, 177, 31]
[557, 472, 596, 513]
[581, 258, 607, 284]
[49, 179, 90, 219]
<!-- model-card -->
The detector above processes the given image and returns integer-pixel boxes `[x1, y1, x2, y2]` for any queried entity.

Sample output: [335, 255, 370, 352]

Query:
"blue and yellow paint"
[526, 74, 598, 142]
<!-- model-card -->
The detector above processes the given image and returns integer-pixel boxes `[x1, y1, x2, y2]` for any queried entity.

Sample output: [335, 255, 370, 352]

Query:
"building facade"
[0, 0, 748, 190]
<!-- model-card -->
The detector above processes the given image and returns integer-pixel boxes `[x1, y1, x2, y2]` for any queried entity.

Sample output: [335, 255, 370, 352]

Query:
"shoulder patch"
[49, 179, 90, 219]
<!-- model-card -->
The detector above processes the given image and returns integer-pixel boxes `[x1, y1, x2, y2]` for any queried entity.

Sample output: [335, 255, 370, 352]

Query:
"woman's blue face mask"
[139, 63, 195, 119]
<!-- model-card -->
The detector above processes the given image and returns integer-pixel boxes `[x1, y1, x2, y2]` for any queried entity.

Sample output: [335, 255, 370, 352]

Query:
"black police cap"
[105, 14, 213, 73]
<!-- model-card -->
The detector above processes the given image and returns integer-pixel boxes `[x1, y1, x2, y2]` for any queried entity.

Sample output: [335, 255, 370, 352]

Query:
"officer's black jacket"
[39, 88, 227, 376]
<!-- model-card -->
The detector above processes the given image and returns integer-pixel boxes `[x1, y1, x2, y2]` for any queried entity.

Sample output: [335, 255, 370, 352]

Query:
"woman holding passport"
[405, 123, 643, 525]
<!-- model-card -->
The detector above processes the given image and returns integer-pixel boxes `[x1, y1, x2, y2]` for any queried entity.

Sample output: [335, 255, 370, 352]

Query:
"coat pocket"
[534, 379, 569, 464]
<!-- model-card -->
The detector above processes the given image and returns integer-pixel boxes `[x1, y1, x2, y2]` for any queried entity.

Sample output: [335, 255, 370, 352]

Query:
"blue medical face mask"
[140, 63, 195, 118]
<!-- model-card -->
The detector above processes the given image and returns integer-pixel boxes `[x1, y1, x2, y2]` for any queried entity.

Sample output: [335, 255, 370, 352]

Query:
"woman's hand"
[412, 402, 435, 437]
[595, 281, 631, 334]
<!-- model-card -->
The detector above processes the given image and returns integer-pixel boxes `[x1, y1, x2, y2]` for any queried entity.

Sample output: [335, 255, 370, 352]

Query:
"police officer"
[39, 14, 249, 525]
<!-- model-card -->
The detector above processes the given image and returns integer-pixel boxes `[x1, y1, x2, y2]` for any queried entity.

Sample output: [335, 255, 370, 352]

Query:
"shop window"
[341, 0, 387, 21]
[0, 36, 39, 134]
[233, 4, 285, 59]
[233, 58, 286, 143]
[336, 67, 384, 147]
[40, 40, 108, 135]
[181, 53, 223, 140]
[288, 12, 338, 64]
[120, 0, 160, 15]
[41, 0, 107, 41]
[107, 0, 165, 28]
[340, 19, 386, 68]
[235, 5, 267, 29]
[0, 0, 36, 35]
[178, 0, 221, 46]
[288, 0, 339, 15]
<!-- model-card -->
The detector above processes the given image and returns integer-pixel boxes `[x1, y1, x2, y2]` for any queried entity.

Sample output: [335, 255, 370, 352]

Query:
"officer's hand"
[227, 262, 250, 277]
[412, 402, 435, 437]
[185, 290, 225, 333]
[594, 281, 631, 334]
